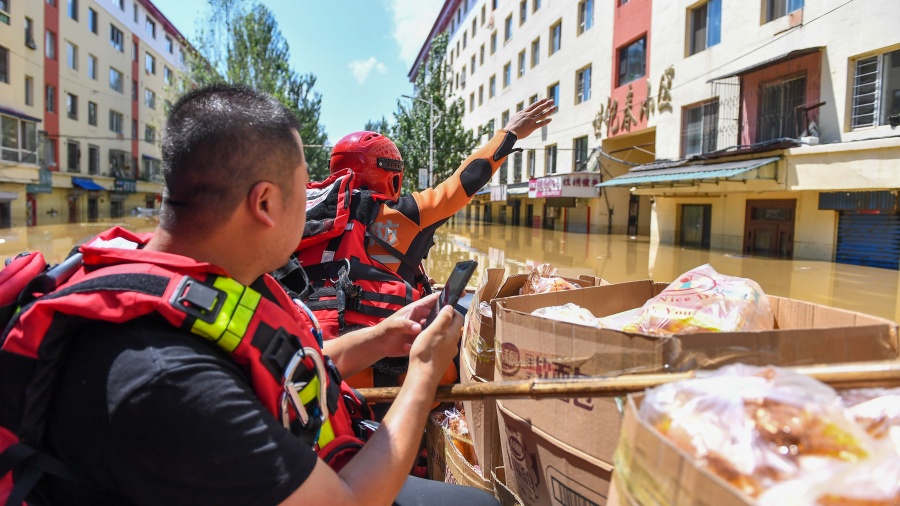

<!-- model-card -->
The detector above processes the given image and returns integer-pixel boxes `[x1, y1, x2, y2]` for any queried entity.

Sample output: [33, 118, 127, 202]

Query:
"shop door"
[743, 200, 795, 258]
[627, 195, 640, 236]
[0, 202, 10, 228]
[26, 195, 36, 227]
[836, 212, 900, 270]
[87, 198, 99, 223]
[526, 204, 534, 228]
[68, 198, 79, 224]
[680, 204, 711, 249]
[483, 204, 492, 223]
[511, 201, 521, 226]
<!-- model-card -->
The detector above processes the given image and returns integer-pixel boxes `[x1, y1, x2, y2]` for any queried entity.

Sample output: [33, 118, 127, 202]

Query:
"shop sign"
[26, 168, 53, 194]
[528, 174, 601, 199]
[114, 178, 137, 193]
[593, 65, 675, 139]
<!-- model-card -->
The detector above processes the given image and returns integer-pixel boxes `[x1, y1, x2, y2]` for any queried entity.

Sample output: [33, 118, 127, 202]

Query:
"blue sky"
[150, 0, 444, 144]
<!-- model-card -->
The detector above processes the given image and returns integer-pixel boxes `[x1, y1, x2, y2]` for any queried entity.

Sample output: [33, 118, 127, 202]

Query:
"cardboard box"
[612, 394, 752, 506]
[497, 399, 613, 506]
[462, 270, 600, 477]
[425, 410, 447, 481]
[492, 467, 526, 506]
[443, 426, 493, 494]
[494, 280, 899, 466]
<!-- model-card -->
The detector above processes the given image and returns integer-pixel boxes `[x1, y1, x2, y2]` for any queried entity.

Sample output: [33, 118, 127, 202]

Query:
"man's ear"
[247, 181, 277, 228]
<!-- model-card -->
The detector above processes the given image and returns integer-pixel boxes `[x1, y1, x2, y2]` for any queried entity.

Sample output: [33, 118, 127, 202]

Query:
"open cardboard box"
[492, 280, 898, 504]
[461, 269, 604, 479]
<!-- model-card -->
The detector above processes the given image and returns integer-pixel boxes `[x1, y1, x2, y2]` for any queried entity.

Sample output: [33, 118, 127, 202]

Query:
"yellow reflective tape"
[299, 377, 320, 405]
[317, 419, 335, 448]
[189, 277, 261, 353]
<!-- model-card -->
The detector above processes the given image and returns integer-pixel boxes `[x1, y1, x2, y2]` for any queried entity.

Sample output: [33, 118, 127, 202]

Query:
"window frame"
[66, 41, 78, 70]
[504, 15, 513, 42]
[549, 20, 562, 55]
[531, 38, 540, 67]
[0, 115, 39, 164]
[850, 48, 900, 130]
[547, 82, 560, 111]
[87, 101, 97, 126]
[110, 24, 123, 52]
[46, 30, 57, 60]
[578, 0, 594, 35]
[66, 92, 78, 120]
[575, 65, 592, 104]
[617, 36, 647, 87]
[503, 62, 511, 88]
[681, 99, 720, 157]
[109, 66, 123, 93]
[109, 110, 123, 134]
[66, 140, 80, 173]
[88, 8, 97, 33]
[689, 0, 721, 56]
[544, 144, 558, 175]
[573, 136, 589, 171]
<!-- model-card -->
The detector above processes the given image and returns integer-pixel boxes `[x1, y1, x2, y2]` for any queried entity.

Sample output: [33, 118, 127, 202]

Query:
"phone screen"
[424, 260, 478, 328]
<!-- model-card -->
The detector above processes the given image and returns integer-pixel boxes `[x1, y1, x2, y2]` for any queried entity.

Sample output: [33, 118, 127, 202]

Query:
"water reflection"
[425, 219, 900, 323]
[2, 217, 897, 323]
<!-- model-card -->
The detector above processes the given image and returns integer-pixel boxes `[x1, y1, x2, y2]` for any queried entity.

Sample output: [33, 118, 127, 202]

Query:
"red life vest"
[0, 227, 366, 505]
[284, 169, 431, 340]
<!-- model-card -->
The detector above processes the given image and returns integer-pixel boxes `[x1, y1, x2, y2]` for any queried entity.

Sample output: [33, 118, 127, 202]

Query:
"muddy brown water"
[1, 217, 897, 322]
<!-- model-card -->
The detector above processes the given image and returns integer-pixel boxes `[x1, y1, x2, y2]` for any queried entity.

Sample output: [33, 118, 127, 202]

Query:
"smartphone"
[424, 260, 478, 328]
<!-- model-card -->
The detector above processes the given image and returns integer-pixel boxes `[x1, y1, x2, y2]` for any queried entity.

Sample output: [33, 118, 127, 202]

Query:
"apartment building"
[414, 0, 900, 270]
[0, 0, 189, 227]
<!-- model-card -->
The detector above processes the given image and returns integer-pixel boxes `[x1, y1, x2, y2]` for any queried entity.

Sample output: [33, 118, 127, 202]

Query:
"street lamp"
[401, 94, 442, 188]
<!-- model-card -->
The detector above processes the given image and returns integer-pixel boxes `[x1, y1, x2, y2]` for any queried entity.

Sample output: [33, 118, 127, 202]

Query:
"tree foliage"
[391, 32, 477, 194]
[183, 0, 330, 180]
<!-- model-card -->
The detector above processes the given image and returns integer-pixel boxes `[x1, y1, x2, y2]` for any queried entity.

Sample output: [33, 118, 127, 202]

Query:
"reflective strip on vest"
[298, 376, 336, 448]
[189, 276, 262, 352]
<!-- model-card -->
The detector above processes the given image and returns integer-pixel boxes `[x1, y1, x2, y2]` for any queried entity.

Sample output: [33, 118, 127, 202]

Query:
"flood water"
[1, 217, 898, 323]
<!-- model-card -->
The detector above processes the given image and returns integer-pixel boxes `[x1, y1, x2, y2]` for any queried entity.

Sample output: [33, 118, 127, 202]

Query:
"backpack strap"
[0, 442, 79, 506]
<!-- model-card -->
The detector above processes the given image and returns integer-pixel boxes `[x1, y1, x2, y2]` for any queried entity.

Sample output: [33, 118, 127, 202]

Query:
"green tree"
[363, 116, 392, 137]
[392, 32, 477, 194]
[184, 0, 330, 180]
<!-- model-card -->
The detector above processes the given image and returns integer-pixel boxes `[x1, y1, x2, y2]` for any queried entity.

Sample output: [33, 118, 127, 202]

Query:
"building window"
[527, 150, 535, 177]
[576, 65, 592, 104]
[503, 62, 511, 88]
[461, 67, 466, 88]
[0, 115, 38, 163]
[501, 110, 510, 128]
[66, 93, 78, 120]
[133, 2, 138, 22]
[68, 0, 78, 20]
[142, 156, 161, 182]
[145, 17, 156, 38]
[765, 0, 803, 23]
[469, 92, 474, 112]
[25, 76, 33, 105]
[545, 145, 557, 174]
[516, 101, 524, 112]
[851, 49, 900, 129]
[578, 0, 593, 34]
[88, 144, 99, 174]
[145, 88, 156, 109]
[166, 36, 173, 53]
[689, 0, 721, 55]
[164, 66, 173, 85]
[0, 46, 7, 83]
[518, 50, 526, 77]
[478, 85, 483, 105]
[485, 119, 495, 139]
[115, 0, 124, 10]
[46, 138, 56, 168]
[462, 31, 467, 50]
[480, 44, 485, 65]
[533, 0, 540, 12]
[549, 21, 562, 55]
[88, 54, 97, 79]
[619, 0, 629, 5]
[513, 151, 522, 181]
[470, 54, 475, 75]
[145, 53, 156, 74]
[499, 157, 508, 184]
[519, 1, 527, 25]
[472, 18, 476, 37]
[88, 8, 97, 33]
[131, 41, 137, 61]
[109, 149, 128, 178]
[132, 79, 137, 101]
[489, 75, 496, 98]
[573, 136, 589, 171]
[617, 36, 646, 86]
[110, 24, 123, 52]
[504, 15, 512, 42]
[529, 94, 538, 104]
[109, 110, 123, 134]
[547, 82, 559, 110]
[67, 42, 78, 70]
[66, 141, 79, 172]
[0, 0, 8, 24]
[490, 32, 497, 54]
[531, 38, 540, 67]
[46, 85, 56, 113]
[88, 101, 97, 126]
[131, 119, 137, 139]
[757, 75, 806, 142]
[109, 67, 123, 92]
[682, 100, 719, 157]
[25, 18, 36, 48]
[145, 124, 156, 143]
[46, 30, 57, 59]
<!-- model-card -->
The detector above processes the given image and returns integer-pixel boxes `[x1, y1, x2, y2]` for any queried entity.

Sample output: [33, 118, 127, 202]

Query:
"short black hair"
[159, 84, 302, 235]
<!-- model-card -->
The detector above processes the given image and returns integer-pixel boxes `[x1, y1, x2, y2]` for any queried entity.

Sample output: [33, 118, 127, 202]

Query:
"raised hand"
[504, 98, 556, 139]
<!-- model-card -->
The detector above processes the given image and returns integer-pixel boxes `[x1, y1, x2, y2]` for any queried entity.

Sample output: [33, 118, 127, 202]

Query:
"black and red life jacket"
[0, 227, 369, 505]
[281, 169, 432, 341]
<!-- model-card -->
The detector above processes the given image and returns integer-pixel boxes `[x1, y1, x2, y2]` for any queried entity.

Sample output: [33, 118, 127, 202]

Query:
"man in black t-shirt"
[36, 85, 502, 505]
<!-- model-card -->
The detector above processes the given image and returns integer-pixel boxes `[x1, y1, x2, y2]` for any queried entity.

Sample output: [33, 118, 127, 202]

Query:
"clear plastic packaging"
[520, 263, 580, 295]
[623, 264, 775, 335]
[640, 364, 874, 498]
[841, 387, 900, 450]
[531, 303, 599, 327]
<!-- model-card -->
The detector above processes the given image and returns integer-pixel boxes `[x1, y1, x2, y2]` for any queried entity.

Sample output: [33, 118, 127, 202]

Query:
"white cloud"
[387, 0, 444, 69]
[348, 57, 388, 85]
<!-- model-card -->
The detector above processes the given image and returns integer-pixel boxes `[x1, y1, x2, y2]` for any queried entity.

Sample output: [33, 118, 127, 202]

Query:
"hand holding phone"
[423, 260, 478, 328]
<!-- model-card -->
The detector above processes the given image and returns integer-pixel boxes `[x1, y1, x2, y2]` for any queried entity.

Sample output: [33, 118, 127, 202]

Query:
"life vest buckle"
[280, 346, 330, 440]
[169, 276, 226, 324]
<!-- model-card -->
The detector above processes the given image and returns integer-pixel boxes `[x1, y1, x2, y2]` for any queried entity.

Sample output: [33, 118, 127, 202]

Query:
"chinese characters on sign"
[593, 65, 676, 139]
[528, 174, 601, 198]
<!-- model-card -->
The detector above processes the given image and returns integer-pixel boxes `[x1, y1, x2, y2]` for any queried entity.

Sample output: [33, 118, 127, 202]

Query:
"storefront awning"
[709, 47, 822, 81]
[596, 157, 780, 188]
[507, 186, 529, 195]
[72, 177, 106, 191]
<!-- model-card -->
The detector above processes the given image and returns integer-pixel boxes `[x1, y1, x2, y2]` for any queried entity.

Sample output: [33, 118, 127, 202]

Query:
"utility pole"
[402, 94, 441, 187]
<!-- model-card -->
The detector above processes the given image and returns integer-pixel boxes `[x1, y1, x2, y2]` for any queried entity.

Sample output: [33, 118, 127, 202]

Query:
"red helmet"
[329, 131, 404, 200]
